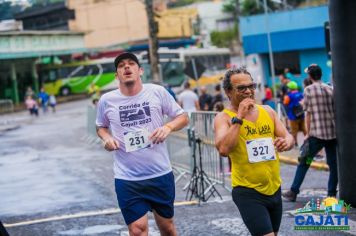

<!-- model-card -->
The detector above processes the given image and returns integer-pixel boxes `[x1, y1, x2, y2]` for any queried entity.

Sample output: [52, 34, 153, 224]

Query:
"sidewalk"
[280, 148, 329, 171]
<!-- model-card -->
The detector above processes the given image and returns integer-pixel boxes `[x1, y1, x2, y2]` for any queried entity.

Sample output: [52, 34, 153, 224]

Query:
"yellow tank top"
[223, 105, 281, 195]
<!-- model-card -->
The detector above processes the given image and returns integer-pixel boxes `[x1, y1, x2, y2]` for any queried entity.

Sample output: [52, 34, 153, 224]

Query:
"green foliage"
[222, 0, 237, 14]
[28, 0, 64, 7]
[241, 0, 264, 15]
[210, 29, 237, 48]
[0, 2, 23, 20]
[241, 0, 282, 16]
[167, 0, 205, 8]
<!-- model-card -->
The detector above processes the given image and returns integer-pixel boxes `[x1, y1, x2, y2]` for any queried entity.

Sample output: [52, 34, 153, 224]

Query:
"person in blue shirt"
[38, 88, 49, 113]
[283, 81, 306, 147]
[165, 84, 176, 101]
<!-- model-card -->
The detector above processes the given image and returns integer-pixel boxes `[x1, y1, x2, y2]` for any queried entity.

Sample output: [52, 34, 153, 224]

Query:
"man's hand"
[237, 98, 255, 119]
[274, 137, 292, 152]
[103, 137, 120, 151]
[149, 125, 172, 144]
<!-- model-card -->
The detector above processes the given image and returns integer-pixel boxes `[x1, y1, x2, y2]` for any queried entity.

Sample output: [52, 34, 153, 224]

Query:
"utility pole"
[329, 0, 356, 207]
[263, 0, 277, 107]
[232, 0, 243, 58]
[234, 0, 243, 57]
[145, 0, 161, 84]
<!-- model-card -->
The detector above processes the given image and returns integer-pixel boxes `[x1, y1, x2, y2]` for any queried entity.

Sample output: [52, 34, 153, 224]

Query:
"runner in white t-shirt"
[96, 52, 189, 235]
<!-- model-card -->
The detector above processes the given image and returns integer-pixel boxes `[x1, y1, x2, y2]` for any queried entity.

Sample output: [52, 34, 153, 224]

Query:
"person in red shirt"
[262, 85, 273, 105]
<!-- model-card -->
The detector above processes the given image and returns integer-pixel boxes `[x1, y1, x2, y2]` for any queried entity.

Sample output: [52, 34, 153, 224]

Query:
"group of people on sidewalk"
[262, 65, 337, 204]
[24, 87, 57, 116]
[282, 64, 337, 202]
[177, 81, 225, 113]
[94, 52, 337, 236]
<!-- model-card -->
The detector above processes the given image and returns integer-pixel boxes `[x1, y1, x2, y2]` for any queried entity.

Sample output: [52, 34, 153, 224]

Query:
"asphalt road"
[1, 99, 355, 236]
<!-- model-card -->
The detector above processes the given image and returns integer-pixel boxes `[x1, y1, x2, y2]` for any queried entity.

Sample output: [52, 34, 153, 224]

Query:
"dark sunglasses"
[236, 83, 257, 92]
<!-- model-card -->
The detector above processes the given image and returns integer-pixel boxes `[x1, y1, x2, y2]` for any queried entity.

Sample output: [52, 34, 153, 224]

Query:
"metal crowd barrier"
[84, 107, 232, 192]
[167, 111, 232, 192]
[276, 102, 290, 130]
[83, 105, 102, 145]
[0, 99, 14, 114]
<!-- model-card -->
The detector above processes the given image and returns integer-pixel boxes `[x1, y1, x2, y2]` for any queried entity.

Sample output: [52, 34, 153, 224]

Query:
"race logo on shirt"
[119, 102, 151, 127]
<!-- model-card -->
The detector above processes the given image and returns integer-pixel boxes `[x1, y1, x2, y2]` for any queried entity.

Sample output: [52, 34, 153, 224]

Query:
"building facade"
[240, 5, 331, 87]
[67, 0, 149, 48]
[0, 31, 85, 104]
[14, 2, 75, 31]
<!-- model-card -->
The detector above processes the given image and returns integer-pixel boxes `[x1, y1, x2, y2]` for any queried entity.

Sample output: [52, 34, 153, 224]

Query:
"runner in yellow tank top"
[214, 67, 294, 236]
[223, 105, 281, 195]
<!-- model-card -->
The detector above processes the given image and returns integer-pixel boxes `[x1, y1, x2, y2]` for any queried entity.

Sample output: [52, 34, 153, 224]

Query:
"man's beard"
[123, 80, 135, 87]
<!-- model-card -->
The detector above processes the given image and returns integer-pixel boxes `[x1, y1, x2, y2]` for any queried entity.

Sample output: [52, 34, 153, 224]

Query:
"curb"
[279, 154, 329, 171]
[0, 124, 20, 133]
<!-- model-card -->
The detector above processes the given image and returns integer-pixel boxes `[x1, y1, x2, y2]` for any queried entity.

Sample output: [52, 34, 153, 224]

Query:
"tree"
[210, 29, 237, 48]
[145, 0, 160, 83]
[221, 0, 242, 55]
[0, 2, 23, 20]
[28, 0, 64, 6]
[240, 0, 264, 15]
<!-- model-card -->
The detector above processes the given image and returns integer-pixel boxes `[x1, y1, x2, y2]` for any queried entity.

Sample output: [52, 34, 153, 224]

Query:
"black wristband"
[231, 116, 243, 125]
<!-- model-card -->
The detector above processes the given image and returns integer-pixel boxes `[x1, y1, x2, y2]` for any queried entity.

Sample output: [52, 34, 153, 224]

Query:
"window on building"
[270, 51, 301, 75]
[216, 18, 234, 31]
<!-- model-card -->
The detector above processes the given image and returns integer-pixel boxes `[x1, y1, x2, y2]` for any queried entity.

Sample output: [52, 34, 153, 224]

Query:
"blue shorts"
[115, 172, 175, 225]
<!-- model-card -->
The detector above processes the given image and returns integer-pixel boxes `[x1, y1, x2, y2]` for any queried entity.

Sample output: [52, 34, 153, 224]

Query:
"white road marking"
[210, 217, 250, 235]
[4, 201, 198, 228]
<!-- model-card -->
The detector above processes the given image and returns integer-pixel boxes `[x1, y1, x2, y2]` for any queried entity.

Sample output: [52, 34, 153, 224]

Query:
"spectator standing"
[277, 74, 290, 104]
[88, 82, 101, 103]
[165, 84, 177, 101]
[210, 84, 224, 110]
[25, 96, 39, 116]
[283, 81, 306, 147]
[284, 68, 294, 81]
[198, 86, 212, 111]
[25, 86, 35, 98]
[177, 81, 200, 113]
[262, 85, 273, 104]
[49, 94, 57, 113]
[283, 64, 338, 202]
[38, 88, 49, 113]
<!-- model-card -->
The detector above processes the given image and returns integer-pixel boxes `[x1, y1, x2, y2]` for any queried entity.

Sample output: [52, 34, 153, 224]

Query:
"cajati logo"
[294, 197, 351, 231]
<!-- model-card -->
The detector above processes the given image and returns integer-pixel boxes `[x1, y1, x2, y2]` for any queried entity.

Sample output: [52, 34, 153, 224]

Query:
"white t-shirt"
[178, 90, 198, 112]
[96, 84, 184, 180]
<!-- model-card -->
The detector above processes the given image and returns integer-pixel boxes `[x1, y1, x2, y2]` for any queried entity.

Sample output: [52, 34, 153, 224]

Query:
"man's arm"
[96, 126, 120, 151]
[264, 106, 294, 152]
[305, 112, 311, 136]
[214, 112, 241, 157]
[149, 113, 189, 144]
[215, 98, 256, 156]
[195, 100, 200, 111]
[303, 88, 311, 136]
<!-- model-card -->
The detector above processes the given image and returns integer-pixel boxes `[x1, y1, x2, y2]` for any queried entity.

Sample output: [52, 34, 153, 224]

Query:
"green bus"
[39, 57, 117, 96]
[39, 48, 230, 96]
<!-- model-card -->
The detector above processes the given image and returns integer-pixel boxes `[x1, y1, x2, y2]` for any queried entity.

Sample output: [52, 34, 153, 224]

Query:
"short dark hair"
[184, 81, 191, 89]
[215, 84, 221, 91]
[114, 52, 140, 69]
[223, 67, 253, 91]
[305, 64, 322, 80]
[303, 78, 313, 87]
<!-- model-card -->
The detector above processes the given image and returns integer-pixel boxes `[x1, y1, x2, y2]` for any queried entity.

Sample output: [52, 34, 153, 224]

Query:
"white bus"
[139, 47, 231, 87]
